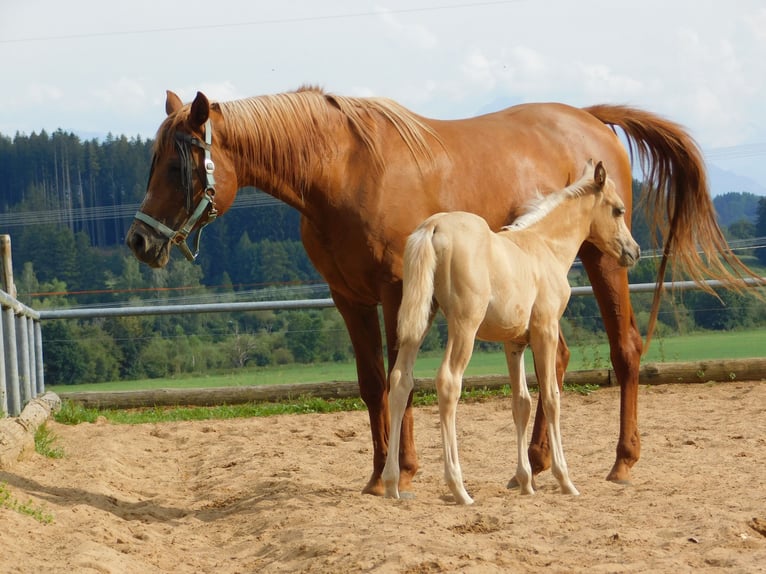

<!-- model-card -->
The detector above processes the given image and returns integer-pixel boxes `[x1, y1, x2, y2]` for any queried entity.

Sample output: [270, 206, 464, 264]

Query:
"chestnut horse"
[382, 161, 640, 504]
[126, 87, 755, 495]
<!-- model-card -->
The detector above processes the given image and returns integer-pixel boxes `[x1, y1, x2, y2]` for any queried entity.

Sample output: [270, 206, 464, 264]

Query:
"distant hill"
[707, 164, 766, 198]
[712, 191, 761, 227]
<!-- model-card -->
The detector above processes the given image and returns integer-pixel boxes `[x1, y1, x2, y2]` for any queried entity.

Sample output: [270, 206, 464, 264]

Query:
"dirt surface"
[1, 381, 765, 573]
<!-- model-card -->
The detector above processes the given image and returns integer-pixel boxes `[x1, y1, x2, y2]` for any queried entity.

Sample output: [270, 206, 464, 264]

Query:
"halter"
[134, 118, 218, 261]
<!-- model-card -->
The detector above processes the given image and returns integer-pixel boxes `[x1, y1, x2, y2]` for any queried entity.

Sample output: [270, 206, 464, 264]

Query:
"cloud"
[577, 63, 645, 101]
[26, 83, 64, 105]
[93, 77, 147, 111]
[375, 6, 438, 50]
[460, 48, 499, 92]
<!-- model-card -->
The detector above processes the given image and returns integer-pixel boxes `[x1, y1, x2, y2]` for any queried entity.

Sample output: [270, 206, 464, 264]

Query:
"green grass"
[0, 482, 54, 524]
[49, 328, 764, 395]
[34, 423, 65, 459]
[55, 394, 368, 425]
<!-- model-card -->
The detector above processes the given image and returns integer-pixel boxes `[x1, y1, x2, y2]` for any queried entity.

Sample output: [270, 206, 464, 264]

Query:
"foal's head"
[586, 161, 641, 267]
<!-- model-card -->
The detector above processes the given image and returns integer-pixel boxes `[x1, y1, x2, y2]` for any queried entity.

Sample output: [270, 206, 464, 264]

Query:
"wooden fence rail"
[58, 357, 766, 410]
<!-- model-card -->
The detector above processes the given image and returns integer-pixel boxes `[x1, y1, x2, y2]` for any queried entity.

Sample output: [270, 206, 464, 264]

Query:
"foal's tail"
[397, 222, 439, 347]
[584, 104, 765, 348]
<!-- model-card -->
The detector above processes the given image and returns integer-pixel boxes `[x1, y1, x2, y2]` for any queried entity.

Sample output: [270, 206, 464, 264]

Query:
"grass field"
[48, 328, 764, 394]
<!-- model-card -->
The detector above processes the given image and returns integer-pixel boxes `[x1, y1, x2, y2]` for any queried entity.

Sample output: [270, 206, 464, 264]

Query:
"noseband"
[134, 119, 218, 261]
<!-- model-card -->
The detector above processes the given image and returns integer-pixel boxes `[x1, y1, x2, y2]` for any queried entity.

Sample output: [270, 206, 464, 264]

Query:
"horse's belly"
[476, 303, 530, 343]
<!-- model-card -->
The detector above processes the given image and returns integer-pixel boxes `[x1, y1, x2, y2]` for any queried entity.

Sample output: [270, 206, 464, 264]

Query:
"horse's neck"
[513, 197, 594, 269]
[218, 99, 342, 214]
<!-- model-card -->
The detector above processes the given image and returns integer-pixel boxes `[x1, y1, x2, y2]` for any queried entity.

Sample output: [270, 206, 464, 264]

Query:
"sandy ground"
[1, 380, 765, 573]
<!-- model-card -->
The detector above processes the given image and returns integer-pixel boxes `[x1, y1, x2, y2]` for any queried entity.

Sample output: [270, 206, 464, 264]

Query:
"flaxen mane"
[503, 168, 601, 231]
[156, 87, 440, 194]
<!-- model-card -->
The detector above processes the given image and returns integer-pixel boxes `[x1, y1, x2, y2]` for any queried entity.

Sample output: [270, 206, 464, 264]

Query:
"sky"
[2, 0, 765, 193]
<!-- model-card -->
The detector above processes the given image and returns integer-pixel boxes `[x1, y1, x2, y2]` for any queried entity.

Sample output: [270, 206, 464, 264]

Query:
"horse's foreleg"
[503, 342, 534, 495]
[527, 331, 570, 475]
[437, 328, 476, 505]
[581, 244, 643, 483]
[382, 343, 419, 499]
[530, 325, 579, 496]
[332, 294, 391, 496]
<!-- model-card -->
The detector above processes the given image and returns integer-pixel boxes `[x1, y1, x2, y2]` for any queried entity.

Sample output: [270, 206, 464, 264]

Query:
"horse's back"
[420, 103, 633, 224]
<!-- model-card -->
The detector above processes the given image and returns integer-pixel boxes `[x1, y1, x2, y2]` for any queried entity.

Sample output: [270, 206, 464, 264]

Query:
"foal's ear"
[189, 91, 211, 129]
[594, 161, 607, 189]
[165, 91, 184, 116]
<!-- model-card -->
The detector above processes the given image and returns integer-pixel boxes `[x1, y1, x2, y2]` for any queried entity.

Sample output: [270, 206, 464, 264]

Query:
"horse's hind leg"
[437, 325, 477, 505]
[504, 342, 535, 495]
[382, 341, 419, 499]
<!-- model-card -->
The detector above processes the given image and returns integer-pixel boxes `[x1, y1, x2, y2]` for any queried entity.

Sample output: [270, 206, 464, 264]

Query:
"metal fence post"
[34, 320, 44, 394]
[17, 312, 32, 403]
[3, 305, 20, 415]
[0, 310, 6, 416]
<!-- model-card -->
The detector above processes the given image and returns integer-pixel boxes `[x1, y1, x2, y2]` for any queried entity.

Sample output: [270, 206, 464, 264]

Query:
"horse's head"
[587, 161, 641, 268]
[126, 91, 237, 268]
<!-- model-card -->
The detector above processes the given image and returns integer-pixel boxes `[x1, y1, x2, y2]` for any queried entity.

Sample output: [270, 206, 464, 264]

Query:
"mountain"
[707, 164, 766, 197]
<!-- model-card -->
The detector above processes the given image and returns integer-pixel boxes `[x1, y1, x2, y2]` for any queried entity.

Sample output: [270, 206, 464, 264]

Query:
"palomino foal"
[382, 160, 640, 505]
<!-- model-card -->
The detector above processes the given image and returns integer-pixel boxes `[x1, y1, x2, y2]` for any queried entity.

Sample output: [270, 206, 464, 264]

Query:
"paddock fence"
[1, 219, 764, 415]
[40, 277, 766, 410]
[0, 236, 44, 417]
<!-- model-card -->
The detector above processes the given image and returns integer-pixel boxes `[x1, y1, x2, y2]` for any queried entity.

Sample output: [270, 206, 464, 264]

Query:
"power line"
[0, 191, 283, 228]
[0, 1, 526, 44]
[704, 143, 766, 161]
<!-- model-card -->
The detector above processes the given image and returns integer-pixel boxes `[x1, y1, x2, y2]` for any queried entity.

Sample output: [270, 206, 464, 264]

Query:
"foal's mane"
[155, 86, 439, 192]
[502, 167, 600, 231]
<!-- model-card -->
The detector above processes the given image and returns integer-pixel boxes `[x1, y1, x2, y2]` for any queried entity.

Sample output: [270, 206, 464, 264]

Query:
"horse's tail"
[584, 104, 765, 349]
[397, 222, 439, 347]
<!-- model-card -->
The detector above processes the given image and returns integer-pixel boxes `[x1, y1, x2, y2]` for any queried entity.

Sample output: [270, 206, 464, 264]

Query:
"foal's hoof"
[507, 476, 537, 493]
[384, 490, 416, 500]
[561, 483, 580, 496]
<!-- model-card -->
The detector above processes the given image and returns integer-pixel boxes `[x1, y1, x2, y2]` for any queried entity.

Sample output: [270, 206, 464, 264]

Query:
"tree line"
[1, 129, 765, 385]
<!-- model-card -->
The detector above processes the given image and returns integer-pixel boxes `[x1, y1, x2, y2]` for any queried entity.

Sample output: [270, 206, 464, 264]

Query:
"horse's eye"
[613, 206, 626, 217]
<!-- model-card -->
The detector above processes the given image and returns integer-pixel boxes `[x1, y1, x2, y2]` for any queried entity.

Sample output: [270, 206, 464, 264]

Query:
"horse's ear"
[594, 161, 606, 189]
[189, 92, 210, 129]
[165, 91, 183, 116]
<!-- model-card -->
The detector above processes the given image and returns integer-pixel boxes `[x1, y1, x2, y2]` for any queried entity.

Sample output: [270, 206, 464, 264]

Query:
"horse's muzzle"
[126, 222, 171, 268]
[619, 243, 641, 268]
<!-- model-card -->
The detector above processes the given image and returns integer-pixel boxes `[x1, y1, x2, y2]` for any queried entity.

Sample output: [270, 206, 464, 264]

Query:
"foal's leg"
[437, 324, 477, 505]
[531, 325, 579, 496]
[382, 341, 420, 499]
[381, 286, 419, 492]
[503, 342, 535, 495]
[527, 330, 570, 476]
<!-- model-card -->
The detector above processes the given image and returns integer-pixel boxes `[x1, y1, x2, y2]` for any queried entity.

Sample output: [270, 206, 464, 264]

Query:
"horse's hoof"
[398, 491, 416, 500]
[606, 461, 634, 484]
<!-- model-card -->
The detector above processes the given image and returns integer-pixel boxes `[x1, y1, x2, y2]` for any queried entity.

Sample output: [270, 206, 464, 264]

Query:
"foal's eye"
[613, 206, 626, 217]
